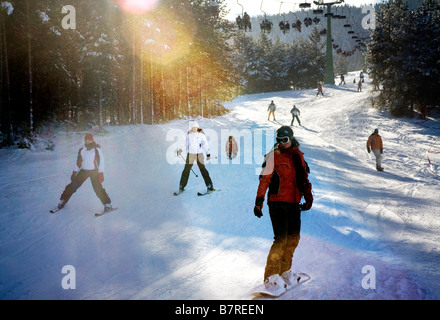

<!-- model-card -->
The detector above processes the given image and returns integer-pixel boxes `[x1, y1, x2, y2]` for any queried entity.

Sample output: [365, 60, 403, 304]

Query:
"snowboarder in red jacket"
[254, 126, 313, 284]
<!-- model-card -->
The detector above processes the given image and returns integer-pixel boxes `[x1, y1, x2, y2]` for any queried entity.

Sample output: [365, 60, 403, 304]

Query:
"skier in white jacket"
[55, 133, 112, 212]
[178, 121, 214, 193]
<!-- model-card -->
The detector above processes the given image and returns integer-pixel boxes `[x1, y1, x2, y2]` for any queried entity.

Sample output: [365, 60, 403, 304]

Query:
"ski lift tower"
[314, 0, 344, 85]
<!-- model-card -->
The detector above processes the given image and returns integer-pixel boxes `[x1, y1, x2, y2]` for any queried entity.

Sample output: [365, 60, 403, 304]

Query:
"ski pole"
[179, 154, 198, 178]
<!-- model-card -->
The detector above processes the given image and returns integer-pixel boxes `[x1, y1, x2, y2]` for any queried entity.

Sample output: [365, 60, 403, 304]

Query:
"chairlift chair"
[299, 2, 311, 9]
[278, 4, 290, 34]
[259, 0, 272, 33]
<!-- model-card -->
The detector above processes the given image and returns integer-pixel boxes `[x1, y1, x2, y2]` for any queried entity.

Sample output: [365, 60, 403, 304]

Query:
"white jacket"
[186, 131, 210, 155]
[74, 145, 105, 173]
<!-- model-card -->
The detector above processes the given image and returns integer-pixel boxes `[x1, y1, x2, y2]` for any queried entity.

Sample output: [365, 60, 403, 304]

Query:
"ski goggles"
[276, 136, 290, 144]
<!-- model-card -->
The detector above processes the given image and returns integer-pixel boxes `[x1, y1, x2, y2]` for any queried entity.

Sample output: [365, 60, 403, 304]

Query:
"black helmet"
[276, 126, 294, 140]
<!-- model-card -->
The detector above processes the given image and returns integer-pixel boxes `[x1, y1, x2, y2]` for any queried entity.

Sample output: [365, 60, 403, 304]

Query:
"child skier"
[54, 133, 112, 212]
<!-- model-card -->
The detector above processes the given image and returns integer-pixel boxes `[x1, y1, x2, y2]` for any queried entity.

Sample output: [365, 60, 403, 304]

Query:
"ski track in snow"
[1, 71, 440, 300]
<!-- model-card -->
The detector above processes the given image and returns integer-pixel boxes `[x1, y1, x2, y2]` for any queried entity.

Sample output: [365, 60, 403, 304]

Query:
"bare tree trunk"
[0, 13, 11, 144]
[139, 48, 144, 124]
[132, 34, 136, 124]
[99, 77, 103, 126]
[186, 66, 190, 116]
[161, 66, 165, 120]
[26, 1, 33, 131]
[150, 49, 154, 124]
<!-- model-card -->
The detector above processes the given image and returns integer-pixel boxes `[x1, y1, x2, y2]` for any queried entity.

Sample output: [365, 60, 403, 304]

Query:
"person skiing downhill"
[55, 133, 112, 212]
[317, 85, 324, 96]
[267, 101, 276, 121]
[177, 120, 214, 193]
[290, 105, 301, 126]
[366, 128, 384, 171]
[254, 126, 313, 287]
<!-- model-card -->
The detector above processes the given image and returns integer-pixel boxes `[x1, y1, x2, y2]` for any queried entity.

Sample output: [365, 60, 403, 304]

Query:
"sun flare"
[113, 0, 159, 14]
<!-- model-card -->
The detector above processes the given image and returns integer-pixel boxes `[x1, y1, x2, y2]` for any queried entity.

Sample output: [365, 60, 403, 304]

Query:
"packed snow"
[1, 71, 439, 300]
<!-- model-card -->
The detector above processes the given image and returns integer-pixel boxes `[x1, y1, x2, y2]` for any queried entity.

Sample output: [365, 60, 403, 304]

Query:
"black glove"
[206, 154, 211, 161]
[367, 147, 371, 153]
[300, 182, 313, 211]
[300, 199, 313, 211]
[254, 197, 264, 218]
[380, 149, 383, 154]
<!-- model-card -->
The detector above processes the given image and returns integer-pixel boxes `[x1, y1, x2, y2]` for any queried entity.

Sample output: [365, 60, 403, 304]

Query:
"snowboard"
[250, 272, 310, 298]
[95, 207, 118, 217]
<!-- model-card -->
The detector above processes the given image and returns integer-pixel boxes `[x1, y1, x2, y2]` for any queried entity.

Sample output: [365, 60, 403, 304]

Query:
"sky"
[223, 0, 382, 20]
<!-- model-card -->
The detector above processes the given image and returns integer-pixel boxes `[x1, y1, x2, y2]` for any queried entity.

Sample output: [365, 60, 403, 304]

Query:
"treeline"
[0, 0, 240, 147]
[232, 28, 326, 93]
[367, 0, 440, 117]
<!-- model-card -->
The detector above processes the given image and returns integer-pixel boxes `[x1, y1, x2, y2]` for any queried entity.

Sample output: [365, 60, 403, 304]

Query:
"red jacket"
[256, 145, 312, 204]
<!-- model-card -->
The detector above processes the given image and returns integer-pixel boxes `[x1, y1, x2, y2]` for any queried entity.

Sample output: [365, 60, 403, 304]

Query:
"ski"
[197, 189, 220, 196]
[173, 190, 185, 196]
[95, 207, 118, 217]
[50, 207, 63, 214]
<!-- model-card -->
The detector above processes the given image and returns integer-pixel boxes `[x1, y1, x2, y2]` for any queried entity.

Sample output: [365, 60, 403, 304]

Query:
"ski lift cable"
[236, 0, 243, 16]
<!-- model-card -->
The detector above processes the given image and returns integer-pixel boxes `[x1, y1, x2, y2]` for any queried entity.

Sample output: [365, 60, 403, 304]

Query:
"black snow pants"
[264, 202, 301, 280]
[179, 153, 213, 189]
[60, 169, 111, 205]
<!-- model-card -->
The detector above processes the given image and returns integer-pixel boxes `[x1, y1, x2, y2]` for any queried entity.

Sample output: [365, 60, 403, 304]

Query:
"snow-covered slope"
[1, 72, 439, 300]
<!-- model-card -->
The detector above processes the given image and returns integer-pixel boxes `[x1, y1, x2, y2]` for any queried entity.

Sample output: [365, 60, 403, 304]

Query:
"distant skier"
[254, 126, 313, 286]
[339, 74, 346, 85]
[55, 133, 112, 212]
[290, 105, 301, 126]
[316, 85, 324, 96]
[267, 100, 277, 121]
[357, 80, 362, 92]
[366, 128, 384, 171]
[178, 120, 214, 193]
[225, 135, 238, 160]
[360, 71, 365, 83]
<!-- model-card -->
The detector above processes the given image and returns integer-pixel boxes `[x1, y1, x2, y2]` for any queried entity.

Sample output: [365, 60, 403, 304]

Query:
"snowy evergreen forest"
[0, 0, 240, 146]
[367, 0, 440, 116]
[0, 0, 439, 148]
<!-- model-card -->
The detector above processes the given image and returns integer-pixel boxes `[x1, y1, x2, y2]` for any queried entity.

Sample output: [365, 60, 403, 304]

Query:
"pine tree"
[368, 0, 440, 117]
